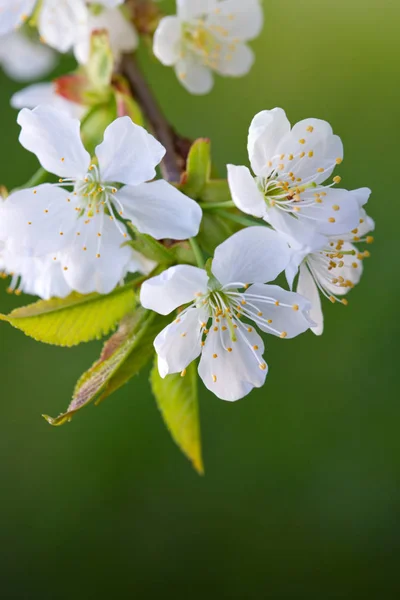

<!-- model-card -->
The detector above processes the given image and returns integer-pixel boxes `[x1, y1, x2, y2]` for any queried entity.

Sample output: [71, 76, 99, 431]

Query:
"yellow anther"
[329, 296, 336, 303]
[328, 217, 336, 223]
[299, 152, 305, 158]
[259, 363, 267, 371]
[336, 157, 343, 164]
[341, 298, 349, 306]
[280, 331, 287, 338]
[181, 369, 186, 377]
[317, 167, 325, 173]
[257, 311, 263, 316]
[227, 347, 233, 353]
[299, 139, 306, 144]
[366, 236, 374, 244]
[333, 176, 342, 184]
[253, 345, 259, 351]
[181, 332, 187, 337]
[292, 304, 299, 311]
[222, 326, 227, 331]
[96, 253, 101, 258]
[212, 375, 217, 383]
[332, 204, 340, 211]
[288, 154, 294, 160]
[267, 319, 273, 324]
[306, 125, 314, 132]
[308, 151, 314, 158]
[352, 262, 358, 269]
[213, 326, 218, 332]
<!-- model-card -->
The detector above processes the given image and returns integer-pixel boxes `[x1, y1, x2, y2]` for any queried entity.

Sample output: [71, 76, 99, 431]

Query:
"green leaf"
[197, 212, 240, 255]
[80, 101, 116, 155]
[181, 138, 211, 198]
[43, 309, 169, 426]
[150, 361, 204, 475]
[201, 179, 231, 204]
[0, 284, 135, 347]
[127, 229, 176, 264]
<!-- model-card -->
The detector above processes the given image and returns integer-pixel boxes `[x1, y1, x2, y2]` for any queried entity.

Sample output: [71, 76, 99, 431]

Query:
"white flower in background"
[0, 31, 56, 82]
[11, 82, 86, 119]
[0, 106, 202, 296]
[228, 108, 367, 236]
[141, 227, 314, 401]
[153, 0, 263, 95]
[272, 209, 375, 335]
[73, 4, 138, 65]
[0, 0, 136, 63]
[0, 0, 35, 36]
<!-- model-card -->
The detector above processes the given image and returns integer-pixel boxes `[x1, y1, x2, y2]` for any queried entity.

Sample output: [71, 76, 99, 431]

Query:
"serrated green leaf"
[43, 309, 169, 426]
[0, 284, 135, 347]
[181, 138, 211, 199]
[150, 361, 204, 475]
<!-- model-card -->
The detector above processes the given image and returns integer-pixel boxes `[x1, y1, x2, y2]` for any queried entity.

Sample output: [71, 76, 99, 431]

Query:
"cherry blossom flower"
[227, 108, 366, 236]
[141, 227, 314, 401]
[0, 0, 136, 64]
[272, 208, 375, 335]
[153, 0, 263, 95]
[0, 106, 202, 295]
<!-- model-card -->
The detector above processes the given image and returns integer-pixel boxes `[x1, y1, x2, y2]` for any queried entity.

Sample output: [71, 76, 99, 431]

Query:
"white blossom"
[0, 31, 56, 82]
[141, 227, 314, 401]
[0, 106, 202, 296]
[153, 0, 263, 95]
[11, 82, 86, 119]
[0, 0, 136, 63]
[272, 209, 375, 335]
[228, 108, 366, 236]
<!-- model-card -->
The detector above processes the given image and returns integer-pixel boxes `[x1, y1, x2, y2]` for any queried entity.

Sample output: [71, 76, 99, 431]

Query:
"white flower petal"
[95, 117, 165, 186]
[275, 118, 343, 185]
[354, 208, 375, 237]
[205, 0, 263, 41]
[1, 184, 78, 256]
[245, 283, 313, 339]
[0, 0, 35, 36]
[300, 187, 361, 235]
[213, 43, 254, 77]
[0, 32, 56, 82]
[154, 307, 206, 376]
[38, 0, 88, 53]
[198, 319, 267, 401]
[227, 164, 266, 218]
[247, 108, 291, 177]
[141, 265, 208, 315]
[116, 180, 202, 240]
[177, 0, 218, 20]
[175, 57, 214, 95]
[153, 16, 181, 66]
[17, 106, 90, 178]
[128, 249, 156, 277]
[297, 263, 324, 336]
[11, 82, 85, 119]
[349, 187, 371, 208]
[88, 0, 124, 7]
[73, 7, 138, 65]
[212, 226, 290, 286]
[59, 215, 132, 294]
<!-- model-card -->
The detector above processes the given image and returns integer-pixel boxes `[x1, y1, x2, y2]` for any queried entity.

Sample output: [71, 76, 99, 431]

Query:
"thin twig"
[120, 54, 189, 182]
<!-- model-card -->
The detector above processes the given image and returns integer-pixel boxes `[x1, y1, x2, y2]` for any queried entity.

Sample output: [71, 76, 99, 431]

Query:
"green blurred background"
[0, 0, 399, 597]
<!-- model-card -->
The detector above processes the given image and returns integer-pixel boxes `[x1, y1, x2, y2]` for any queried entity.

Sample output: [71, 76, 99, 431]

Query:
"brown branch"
[120, 54, 191, 182]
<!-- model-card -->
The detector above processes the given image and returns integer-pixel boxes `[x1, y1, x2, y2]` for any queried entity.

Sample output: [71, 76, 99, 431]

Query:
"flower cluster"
[0, 0, 375, 469]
